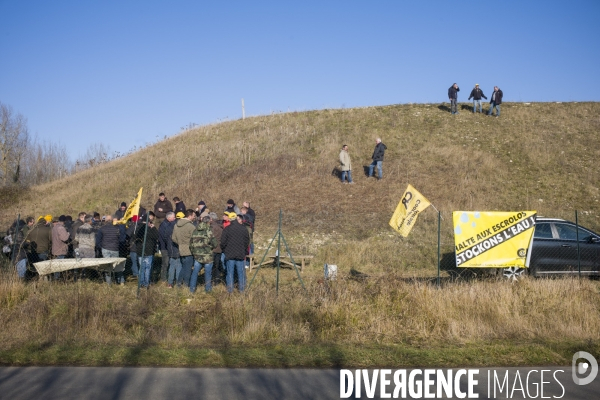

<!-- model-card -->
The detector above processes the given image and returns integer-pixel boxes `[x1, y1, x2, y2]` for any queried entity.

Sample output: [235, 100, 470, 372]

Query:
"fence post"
[575, 210, 581, 278]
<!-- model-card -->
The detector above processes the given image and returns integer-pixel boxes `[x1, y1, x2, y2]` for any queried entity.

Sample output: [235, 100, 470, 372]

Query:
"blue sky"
[1, 1, 599, 160]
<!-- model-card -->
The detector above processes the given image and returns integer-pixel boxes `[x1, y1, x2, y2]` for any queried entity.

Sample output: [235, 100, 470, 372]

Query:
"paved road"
[0, 366, 597, 399]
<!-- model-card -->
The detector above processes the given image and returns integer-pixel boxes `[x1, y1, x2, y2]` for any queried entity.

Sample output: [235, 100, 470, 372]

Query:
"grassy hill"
[3, 102, 600, 275]
[1, 102, 599, 368]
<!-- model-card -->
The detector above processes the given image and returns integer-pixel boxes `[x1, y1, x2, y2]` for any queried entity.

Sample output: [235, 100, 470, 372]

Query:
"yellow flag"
[114, 187, 143, 225]
[389, 184, 431, 237]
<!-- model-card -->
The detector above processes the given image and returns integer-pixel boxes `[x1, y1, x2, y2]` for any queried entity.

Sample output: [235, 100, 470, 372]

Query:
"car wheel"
[502, 267, 527, 281]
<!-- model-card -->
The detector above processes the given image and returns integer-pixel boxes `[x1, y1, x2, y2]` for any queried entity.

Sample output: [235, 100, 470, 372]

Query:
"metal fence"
[2, 210, 599, 288]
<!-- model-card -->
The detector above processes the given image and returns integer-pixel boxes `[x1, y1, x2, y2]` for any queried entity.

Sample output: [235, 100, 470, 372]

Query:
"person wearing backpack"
[189, 215, 218, 293]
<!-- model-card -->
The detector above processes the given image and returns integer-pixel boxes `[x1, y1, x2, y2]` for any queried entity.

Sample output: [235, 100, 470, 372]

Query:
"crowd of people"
[2, 194, 256, 294]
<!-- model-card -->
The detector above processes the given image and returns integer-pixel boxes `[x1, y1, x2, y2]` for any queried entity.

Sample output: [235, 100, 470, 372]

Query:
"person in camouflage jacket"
[189, 216, 218, 293]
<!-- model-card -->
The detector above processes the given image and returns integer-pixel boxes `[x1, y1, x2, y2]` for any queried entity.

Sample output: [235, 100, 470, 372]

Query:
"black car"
[503, 217, 600, 279]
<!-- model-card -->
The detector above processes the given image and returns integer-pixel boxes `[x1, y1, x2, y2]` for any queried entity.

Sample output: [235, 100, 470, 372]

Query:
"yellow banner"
[114, 187, 143, 224]
[453, 211, 537, 268]
[389, 184, 431, 237]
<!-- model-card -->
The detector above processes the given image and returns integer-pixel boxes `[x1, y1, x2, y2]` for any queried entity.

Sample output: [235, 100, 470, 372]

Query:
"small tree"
[0, 102, 29, 186]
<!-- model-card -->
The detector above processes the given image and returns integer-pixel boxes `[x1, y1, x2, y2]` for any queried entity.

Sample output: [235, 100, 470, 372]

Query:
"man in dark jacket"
[158, 211, 176, 284]
[153, 192, 173, 228]
[173, 197, 186, 214]
[136, 215, 159, 288]
[9, 219, 28, 279]
[368, 138, 387, 180]
[97, 215, 125, 284]
[468, 84, 487, 114]
[488, 86, 504, 117]
[448, 83, 460, 114]
[114, 203, 127, 221]
[221, 214, 250, 293]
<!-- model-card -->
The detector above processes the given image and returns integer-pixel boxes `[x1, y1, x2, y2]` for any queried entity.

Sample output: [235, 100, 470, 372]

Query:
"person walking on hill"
[154, 192, 173, 228]
[368, 138, 387, 181]
[221, 214, 250, 293]
[448, 83, 460, 115]
[339, 144, 354, 184]
[468, 84, 487, 114]
[488, 86, 503, 117]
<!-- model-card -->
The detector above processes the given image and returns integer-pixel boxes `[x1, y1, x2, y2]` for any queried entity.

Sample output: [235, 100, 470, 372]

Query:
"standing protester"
[242, 201, 255, 224]
[167, 213, 182, 288]
[448, 83, 460, 115]
[158, 211, 176, 284]
[9, 219, 28, 280]
[190, 215, 219, 293]
[171, 209, 197, 288]
[468, 84, 487, 113]
[27, 216, 53, 263]
[51, 216, 70, 280]
[221, 214, 250, 293]
[21, 217, 35, 239]
[488, 86, 503, 117]
[97, 215, 124, 284]
[75, 215, 97, 258]
[224, 199, 241, 215]
[208, 212, 224, 285]
[153, 192, 173, 227]
[368, 138, 387, 181]
[70, 212, 86, 245]
[114, 202, 127, 220]
[126, 215, 140, 279]
[173, 197, 186, 214]
[195, 201, 209, 219]
[135, 213, 159, 288]
[339, 144, 354, 184]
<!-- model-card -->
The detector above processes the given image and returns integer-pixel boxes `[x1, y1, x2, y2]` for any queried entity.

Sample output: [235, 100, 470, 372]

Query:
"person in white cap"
[468, 84, 487, 114]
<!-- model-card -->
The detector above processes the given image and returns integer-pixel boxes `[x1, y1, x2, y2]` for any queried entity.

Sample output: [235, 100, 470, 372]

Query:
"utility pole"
[241, 98, 245, 120]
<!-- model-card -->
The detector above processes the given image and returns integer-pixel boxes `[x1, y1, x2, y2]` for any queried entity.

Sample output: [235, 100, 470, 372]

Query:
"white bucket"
[324, 264, 338, 280]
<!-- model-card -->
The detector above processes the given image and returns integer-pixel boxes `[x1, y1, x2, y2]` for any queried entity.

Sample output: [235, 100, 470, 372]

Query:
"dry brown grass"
[0, 266, 598, 367]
